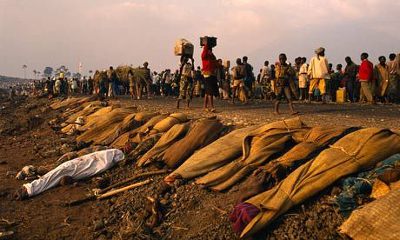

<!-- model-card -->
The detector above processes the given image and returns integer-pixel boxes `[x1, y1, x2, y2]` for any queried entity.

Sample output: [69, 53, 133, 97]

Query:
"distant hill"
[0, 75, 33, 89]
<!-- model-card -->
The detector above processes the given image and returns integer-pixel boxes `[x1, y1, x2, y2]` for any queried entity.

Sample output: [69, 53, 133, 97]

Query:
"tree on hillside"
[54, 65, 71, 78]
[33, 70, 37, 79]
[22, 65, 27, 79]
[43, 67, 53, 78]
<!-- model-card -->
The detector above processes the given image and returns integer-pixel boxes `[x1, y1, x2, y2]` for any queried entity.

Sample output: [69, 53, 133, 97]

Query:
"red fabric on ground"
[229, 202, 260, 235]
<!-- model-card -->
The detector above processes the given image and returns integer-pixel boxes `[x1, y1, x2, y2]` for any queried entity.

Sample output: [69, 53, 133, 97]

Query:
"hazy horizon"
[1, 0, 399, 78]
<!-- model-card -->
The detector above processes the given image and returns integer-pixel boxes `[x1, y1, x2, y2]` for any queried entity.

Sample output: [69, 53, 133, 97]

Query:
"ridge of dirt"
[1, 96, 399, 239]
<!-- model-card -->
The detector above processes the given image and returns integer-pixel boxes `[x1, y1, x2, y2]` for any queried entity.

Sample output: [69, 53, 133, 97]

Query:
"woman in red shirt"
[201, 44, 219, 112]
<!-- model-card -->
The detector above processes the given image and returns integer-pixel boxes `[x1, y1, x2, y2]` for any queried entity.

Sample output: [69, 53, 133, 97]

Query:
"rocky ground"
[0, 95, 399, 240]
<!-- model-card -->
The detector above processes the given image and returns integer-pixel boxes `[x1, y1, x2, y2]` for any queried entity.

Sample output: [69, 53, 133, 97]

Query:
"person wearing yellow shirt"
[308, 47, 330, 103]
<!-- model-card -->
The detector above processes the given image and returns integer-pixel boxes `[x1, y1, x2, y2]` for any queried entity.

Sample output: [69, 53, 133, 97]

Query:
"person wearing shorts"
[231, 58, 247, 104]
[177, 58, 194, 109]
[274, 53, 298, 115]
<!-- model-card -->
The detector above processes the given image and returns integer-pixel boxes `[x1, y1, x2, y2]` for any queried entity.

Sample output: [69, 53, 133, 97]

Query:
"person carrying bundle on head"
[177, 56, 195, 109]
[201, 36, 219, 112]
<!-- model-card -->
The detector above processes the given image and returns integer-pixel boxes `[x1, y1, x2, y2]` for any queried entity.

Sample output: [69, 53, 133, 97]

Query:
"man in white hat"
[307, 47, 330, 103]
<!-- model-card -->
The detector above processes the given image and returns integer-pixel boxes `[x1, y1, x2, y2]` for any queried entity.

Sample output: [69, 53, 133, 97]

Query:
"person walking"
[163, 69, 172, 96]
[108, 66, 118, 98]
[330, 64, 344, 102]
[298, 57, 308, 101]
[358, 52, 375, 104]
[221, 61, 231, 100]
[177, 57, 195, 109]
[307, 47, 330, 103]
[274, 53, 298, 115]
[242, 56, 254, 98]
[388, 53, 400, 103]
[343, 57, 358, 102]
[231, 58, 247, 104]
[201, 41, 219, 112]
[260, 61, 271, 100]
[374, 56, 390, 103]
[143, 62, 153, 99]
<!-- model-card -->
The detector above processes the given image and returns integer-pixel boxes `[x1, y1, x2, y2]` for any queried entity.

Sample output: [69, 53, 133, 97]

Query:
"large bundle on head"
[134, 67, 146, 82]
[116, 65, 146, 82]
[174, 38, 194, 57]
[200, 36, 217, 48]
[93, 70, 108, 90]
[115, 65, 131, 83]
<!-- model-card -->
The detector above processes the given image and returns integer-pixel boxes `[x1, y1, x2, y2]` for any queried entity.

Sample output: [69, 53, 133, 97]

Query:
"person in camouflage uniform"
[274, 53, 298, 115]
[143, 62, 153, 99]
[177, 57, 195, 109]
[128, 69, 136, 100]
[108, 66, 118, 98]
[193, 66, 203, 97]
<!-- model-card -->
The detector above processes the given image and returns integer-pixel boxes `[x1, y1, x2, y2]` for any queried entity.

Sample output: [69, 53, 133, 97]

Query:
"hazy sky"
[1, 0, 399, 78]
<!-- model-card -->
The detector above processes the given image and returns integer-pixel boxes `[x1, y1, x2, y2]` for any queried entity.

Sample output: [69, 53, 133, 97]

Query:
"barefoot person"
[358, 52, 375, 104]
[231, 58, 247, 104]
[298, 57, 308, 101]
[374, 56, 390, 103]
[308, 47, 330, 103]
[201, 39, 219, 112]
[274, 53, 298, 115]
[177, 57, 194, 109]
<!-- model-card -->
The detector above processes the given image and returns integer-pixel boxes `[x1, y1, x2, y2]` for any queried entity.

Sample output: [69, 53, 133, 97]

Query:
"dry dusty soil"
[0, 95, 399, 240]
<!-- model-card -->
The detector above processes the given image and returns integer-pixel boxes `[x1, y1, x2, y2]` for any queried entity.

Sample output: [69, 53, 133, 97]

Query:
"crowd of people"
[6, 47, 400, 114]
[193, 46, 400, 113]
